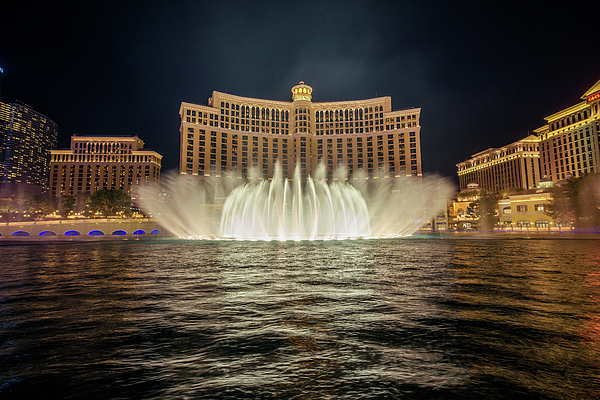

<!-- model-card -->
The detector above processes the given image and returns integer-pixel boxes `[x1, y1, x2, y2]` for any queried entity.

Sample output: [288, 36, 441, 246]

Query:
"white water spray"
[139, 163, 455, 240]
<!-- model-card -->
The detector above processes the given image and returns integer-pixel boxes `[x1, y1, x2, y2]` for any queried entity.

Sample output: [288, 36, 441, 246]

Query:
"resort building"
[456, 78, 600, 192]
[498, 188, 554, 229]
[179, 82, 422, 181]
[448, 182, 481, 230]
[0, 98, 58, 196]
[456, 134, 541, 192]
[49, 135, 162, 199]
[535, 79, 600, 182]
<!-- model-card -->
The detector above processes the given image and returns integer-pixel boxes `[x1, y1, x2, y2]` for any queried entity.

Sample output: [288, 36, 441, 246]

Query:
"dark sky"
[1, 1, 599, 181]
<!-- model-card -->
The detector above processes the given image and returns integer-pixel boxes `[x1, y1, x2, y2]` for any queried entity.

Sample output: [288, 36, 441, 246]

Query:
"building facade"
[457, 78, 600, 192]
[456, 134, 541, 192]
[535, 79, 600, 182]
[0, 99, 58, 196]
[49, 135, 162, 199]
[498, 188, 554, 228]
[179, 82, 422, 181]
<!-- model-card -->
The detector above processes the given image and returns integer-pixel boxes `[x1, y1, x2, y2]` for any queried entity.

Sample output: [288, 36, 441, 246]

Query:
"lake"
[1, 238, 599, 399]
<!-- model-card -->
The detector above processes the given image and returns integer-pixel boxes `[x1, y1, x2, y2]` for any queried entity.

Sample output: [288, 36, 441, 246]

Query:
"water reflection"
[0, 239, 599, 399]
[1, 243, 141, 397]
[449, 239, 600, 399]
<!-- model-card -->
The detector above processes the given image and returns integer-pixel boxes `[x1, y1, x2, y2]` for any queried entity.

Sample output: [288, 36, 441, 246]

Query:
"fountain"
[220, 164, 370, 240]
[139, 163, 454, 240]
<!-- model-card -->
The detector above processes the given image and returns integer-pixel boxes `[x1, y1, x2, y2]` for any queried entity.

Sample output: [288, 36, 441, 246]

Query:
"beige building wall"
[502, 189, 553, 228]
[49, 135, 162, 199]
[179, 83, 422, 181]
[457, 79, 600, 191]
[536, 79, 600, 183]
[456, 135, 541, 192]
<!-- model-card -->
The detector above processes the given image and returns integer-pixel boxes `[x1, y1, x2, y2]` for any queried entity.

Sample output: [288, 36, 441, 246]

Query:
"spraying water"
[220, 164, 370, 240]
[139, 163, 455, 240]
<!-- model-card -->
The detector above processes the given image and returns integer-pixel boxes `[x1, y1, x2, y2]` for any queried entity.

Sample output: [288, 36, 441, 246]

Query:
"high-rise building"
[49, 135, 162, 199]
[179, 82, 422, 181]
[0, 98, 58, 196]
[456, 135, 541, 192]
[456, 78, 600, 191]
[535, 79, 600, 182]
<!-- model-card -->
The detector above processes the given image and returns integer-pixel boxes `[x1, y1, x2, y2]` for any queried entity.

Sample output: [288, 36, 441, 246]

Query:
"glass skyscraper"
[0, 98, 58, 196]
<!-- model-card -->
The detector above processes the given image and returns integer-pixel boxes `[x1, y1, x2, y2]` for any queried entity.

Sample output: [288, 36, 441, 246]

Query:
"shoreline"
[414, 230, 600, 239]
[1, 219, 598, 242]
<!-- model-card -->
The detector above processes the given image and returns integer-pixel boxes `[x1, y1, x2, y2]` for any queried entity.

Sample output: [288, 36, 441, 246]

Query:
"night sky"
[2, 1, 599, 182]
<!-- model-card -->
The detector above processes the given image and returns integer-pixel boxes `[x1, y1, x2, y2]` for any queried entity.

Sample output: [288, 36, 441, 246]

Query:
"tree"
[33, 194, 56, 218]
[59, 195, 76, 217]
[469, 191, 501, 230]
[546, 173, 600, 228]
[457, 190, 480, 201]
[8, 191, 35, 215]
[90, 189, 132, 217]
[74, 193, 91, 216]
[577, 174, 600, 227]
[546, 180, 578, 227]
[499, 187, 523, 198]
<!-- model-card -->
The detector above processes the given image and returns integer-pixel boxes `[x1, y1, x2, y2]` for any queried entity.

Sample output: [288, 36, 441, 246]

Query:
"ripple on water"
[0, 238, 599, 399]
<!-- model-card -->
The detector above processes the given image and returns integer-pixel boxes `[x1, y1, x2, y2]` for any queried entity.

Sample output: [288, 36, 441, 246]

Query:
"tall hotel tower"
[0, 98, 58, 196]
[179, 83, 422, 181]
[456, 78, 600, 192]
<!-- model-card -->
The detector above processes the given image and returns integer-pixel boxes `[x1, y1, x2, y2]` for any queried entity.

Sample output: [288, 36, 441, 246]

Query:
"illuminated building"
[498, 188, 554, 228]
[535, 79, 600, 182]
[49, 135, 162, 199]
[456, 135, 541, 192]
[0, 98, 58, 196]
[457, 79, 600, 191]
[179, 82, 422, 181]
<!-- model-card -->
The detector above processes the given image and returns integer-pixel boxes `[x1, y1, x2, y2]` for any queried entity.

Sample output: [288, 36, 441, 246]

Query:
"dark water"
[1, 238, 599, 399]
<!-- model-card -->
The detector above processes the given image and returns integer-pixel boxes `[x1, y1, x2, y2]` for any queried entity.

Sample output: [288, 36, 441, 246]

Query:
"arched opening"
[89, 230, 105, 236]
[39, 231, 57, 236]
[64, 230, 81, 236]
[111, 230, 127, 235]
[11, 231, 30, 237]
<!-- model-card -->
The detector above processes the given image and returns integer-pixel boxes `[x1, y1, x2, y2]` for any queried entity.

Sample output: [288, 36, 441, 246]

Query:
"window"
[535, 220, 549, 228]
[517, 220, 530, 227]
[516, 205, 527, 212]
[502, 207, 511, 215]
[534, 204, 545, 212]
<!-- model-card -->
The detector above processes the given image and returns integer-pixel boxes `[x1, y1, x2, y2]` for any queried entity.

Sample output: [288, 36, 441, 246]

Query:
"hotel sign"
[587, 92, 600, 102]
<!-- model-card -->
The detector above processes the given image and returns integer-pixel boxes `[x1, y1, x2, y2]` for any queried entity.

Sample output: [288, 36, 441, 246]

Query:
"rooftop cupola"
[291, 81, 313, 102]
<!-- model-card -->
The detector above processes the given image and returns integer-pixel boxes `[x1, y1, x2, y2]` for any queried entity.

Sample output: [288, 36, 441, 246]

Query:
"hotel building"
[179, 82, 422, 181]
[0, 98, 58, 196]
[456, 134, 541, 192]
[535, 79, 600, 182]
[49, 135, 162, 199]
[456, 78, 600, 192]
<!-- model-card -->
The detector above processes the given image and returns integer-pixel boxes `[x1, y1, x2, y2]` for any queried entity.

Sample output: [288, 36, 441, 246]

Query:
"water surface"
[1, 238, 599, 399]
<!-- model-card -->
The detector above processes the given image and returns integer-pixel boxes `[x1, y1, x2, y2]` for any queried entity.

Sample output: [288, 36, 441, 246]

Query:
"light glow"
[140, 163, 454, 240]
